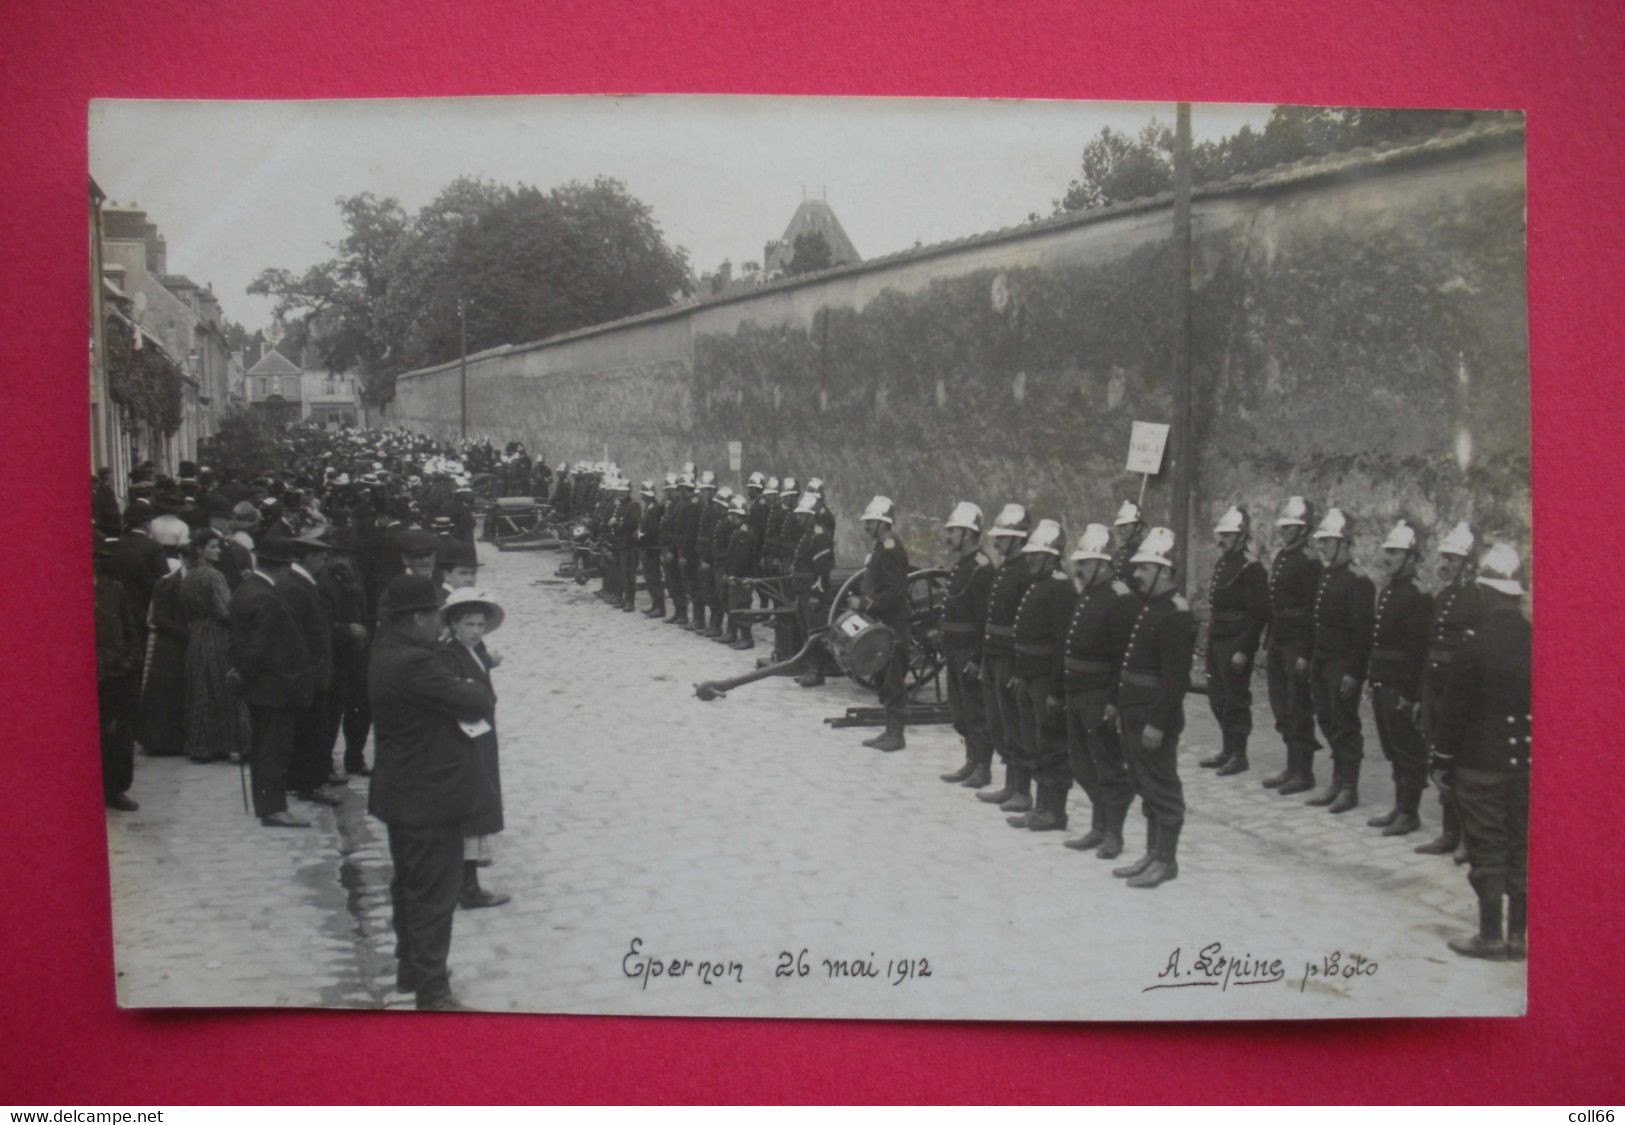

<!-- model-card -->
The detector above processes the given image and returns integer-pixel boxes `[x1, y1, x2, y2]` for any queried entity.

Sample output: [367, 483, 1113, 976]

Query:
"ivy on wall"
[105, 315, 184, 434]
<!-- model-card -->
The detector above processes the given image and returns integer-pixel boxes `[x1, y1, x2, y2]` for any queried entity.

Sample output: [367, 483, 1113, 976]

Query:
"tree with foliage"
[1055, 106, 1515, 213]
[785, 230, 834, 275]
[249, 176, 691, 406]
[104, 315, 183, 434]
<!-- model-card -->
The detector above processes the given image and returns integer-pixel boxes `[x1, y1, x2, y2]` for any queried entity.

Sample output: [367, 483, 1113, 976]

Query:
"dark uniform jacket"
[746, 495, 770, 562]
[608, 497, 638, 551]
[695, 496, 721, 563]
[111, 530, 166, 625]
[1432, 601, 1531, 775]
[861, 534, 911, 627]
[1367, 576, 1435, 697]
[661, 495, 691, 552]
[638, 499, 665, 549]
[724, 521, 756, 578]
[1308, 563, 1377, 680]
[319, 560, 370, 649]
[551, 476, 574, 519]
[791, 516, 835, 595]
[762, 502, 792, 567]
[1061, 578, 1139, 696]
[1208, 551, 1270, 655]
[678, 493, 703, 556]
[1423, 581, 1484, 697]
[367, 624, 495, 828]
[276, 566, 335, 693]
[1118, 589, 1198, 733]
[708, 501, 734, 564]
[227, 572, 314, 710]
[1110, 533, 1142, 583]
[1012, 569, 1076, 680]
[982, 557, 1037, 660]
[941, 550, 995, 662]
[1267, 545, 1321, 647]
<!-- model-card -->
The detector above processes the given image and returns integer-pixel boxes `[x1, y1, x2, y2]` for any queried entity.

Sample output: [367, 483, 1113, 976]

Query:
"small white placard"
[1126, 421, 1170, 475]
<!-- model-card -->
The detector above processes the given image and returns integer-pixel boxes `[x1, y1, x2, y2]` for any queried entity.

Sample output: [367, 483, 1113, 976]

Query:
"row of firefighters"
[547, 466, 1532, 961]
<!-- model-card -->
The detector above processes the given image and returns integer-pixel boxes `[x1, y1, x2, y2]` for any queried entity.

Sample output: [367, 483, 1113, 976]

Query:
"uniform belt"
[1371, 647, 1409, 662]
[1211, 610, 1245, 623]
[943, 621, 979, 634]
[1015, 642, 1054, 657]
[1426, 649, 1455, 665]
[1120, 670, 1160, 688]
[985, 624, 1015, 638]
[1065, 656, 1112, 673]
[1272, 607, 1306, 618]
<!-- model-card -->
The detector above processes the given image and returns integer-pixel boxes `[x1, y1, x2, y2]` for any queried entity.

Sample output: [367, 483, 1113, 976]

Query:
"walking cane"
[238, 751, 250, 814]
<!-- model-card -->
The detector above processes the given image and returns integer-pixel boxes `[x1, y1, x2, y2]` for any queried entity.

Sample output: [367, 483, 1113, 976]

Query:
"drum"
[829, 608, 895, 679]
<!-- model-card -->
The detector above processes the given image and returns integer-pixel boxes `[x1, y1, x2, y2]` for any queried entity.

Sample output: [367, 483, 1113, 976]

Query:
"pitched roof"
[776, 199, 861, 265]
[245, 348, 302, 376]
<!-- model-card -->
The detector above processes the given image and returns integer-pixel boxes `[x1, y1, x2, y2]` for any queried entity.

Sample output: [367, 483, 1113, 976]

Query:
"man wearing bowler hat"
[368, 573, 495, 1010]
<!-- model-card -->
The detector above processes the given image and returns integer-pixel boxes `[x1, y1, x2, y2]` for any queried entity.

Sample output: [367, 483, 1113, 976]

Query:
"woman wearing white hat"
[438, 588, 510, 911]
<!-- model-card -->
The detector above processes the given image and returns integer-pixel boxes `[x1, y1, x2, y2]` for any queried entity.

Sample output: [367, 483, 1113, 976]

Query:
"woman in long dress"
[181, 529, 250, 764]
[135, 532, 189, 757]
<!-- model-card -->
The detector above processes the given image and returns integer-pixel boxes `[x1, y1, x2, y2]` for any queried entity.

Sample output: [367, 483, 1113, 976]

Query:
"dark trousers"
[287, 688, 336, 792]
[1266, 639, 1320, 753]
[944, 650, 993, 766]
[618, 548, 639, 606]
[1120, 706, 1185, 828]
[1421, 677, 1461, 838]
[714, 568, 733, 626]
[687, 559, 709, 612]
[98, 673, 137, 801]
[1065, 688, 1134, 813]
[386, 822, 464, 998]
[600, 547, 622, 596]
[1206, 635, 1254, 739]
[1310, 658, 1364, 773]
[338, 651, 372, 774]
[792, 590, 826, 668]
[877, 622, 911, 726]
[982, 652, 1020, 764]
[1016, 675, 1070, 787]
[1373, 684, 1428, 797]
[1456, 768, 1529, 900]
[662, 549, 687, 611]
[641, 548, 665, 605]
[246, 703, 297, 818]
[727, 578, 752, 624]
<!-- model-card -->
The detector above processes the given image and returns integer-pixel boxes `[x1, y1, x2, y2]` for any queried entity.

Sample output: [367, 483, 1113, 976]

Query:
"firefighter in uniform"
[975, 504, 1036, 812]
[1059, 524, 1139, 859]
[685, 471, 718, 634]
[764, 477, 800, 662]
[1008, 519, 1076, 831]
[603, 474, 636, 609]
[1432, 543, 1530, 962]
[938, 503, 997, 789]
[1415, 521, 1482, 861]
[720, 495, 756, 650]
[1198, 506, 1271, 776]
[1109, 500, 1147, 581]
[637, 479, 667, 617]
[661, 472, 694, 626]
[856, 496, 910, 752]
[1265, 497, 1325, 796]
[706, 485, 737, 640]
[791, 491, 836, 688]
[1301, 508, 1376, 814]
[1111, 527, 1196, 890]
[1365, 520, 1435, 836]
[752, 476, 778, 618]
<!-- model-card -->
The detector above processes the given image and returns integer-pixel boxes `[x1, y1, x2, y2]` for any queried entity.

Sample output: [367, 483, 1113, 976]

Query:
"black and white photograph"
[86, 94, 1530, 1019]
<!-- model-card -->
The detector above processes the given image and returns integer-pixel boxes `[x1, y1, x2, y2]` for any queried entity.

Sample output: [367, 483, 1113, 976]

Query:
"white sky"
[89, 95, 1274, 331]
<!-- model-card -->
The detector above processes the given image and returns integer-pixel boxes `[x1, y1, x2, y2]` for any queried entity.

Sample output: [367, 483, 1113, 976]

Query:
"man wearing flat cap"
[368, 573, 495, 1011]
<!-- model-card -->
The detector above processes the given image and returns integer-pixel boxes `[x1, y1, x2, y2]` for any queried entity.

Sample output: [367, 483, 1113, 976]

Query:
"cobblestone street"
[108, 542, 1525, 1020]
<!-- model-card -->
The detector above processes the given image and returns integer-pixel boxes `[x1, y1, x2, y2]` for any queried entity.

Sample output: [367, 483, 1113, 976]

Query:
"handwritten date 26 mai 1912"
[1144, 942, 1379, 994]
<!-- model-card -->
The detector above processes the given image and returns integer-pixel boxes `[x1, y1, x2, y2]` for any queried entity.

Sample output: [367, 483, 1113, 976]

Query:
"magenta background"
[2, 0, 1620, 1103]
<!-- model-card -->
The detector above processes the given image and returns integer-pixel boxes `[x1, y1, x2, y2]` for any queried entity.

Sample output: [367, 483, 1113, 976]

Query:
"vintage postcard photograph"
[87, 94, 1529, 1019]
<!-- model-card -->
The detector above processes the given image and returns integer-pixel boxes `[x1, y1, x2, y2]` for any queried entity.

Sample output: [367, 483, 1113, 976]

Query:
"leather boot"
[1262, 744, 1294, 788]
[1216, 732, 1249, 775]
[1277, 747, 1317, 796]
[666, 607, 690, 626]
[862, 717, 906, 753]
[730, 631, 756, 651]
[1447, 894, 1507, 960]
[1382, 784, 1422, 836]
[1026, 784, 1067, 831]
[977, 762, 1017, 804]
[644, 600, 666, 618]
[1198, 745, 1229, 769]
[712, 623, 736, 643]
[1414, 824, 1459, 855]
[1368, 792, 1401, 828]
[960, 764, 992, 788]
[1506, 894, 1527, 961]
[1065, 803, 1107, 851]
[458, 861, 511, 910]
[684, 606, 706, 631]
[1113, 820, 1159, 879]
[1327, 764, 1360, 814]
[1127, 820, 1180, 888]
[1305, 761, 1342, 806]
[1095, 807, 1126, 860]
[998, 765, 1032, 812]
[941, 759, 979, 784]
[1453, 838, 1470, 865]
[703, 617, 726, 638]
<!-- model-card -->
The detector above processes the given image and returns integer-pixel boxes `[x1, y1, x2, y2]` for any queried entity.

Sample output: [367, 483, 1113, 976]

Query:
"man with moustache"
[1415, 522, 1483, 862]
[1197, 507, 1271, 777]
[1365, 520, 1436, 837]
[974, 504, 1037, 811]
[937, 502, 997, 789]
[1264, 497, 1325, 796]
[1299, 508, 1376, 815]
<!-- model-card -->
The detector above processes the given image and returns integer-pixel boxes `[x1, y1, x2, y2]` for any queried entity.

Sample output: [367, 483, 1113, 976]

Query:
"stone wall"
[388, 125, 1529, 607]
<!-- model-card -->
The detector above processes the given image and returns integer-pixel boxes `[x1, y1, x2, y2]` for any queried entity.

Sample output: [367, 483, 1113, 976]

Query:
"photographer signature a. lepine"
[1143, 942, 1378, 994]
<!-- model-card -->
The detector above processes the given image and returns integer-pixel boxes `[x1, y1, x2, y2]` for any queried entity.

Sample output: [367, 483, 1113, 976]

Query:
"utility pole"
[1170, 102, 1194, 591]
[458, 297, 469, 440]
